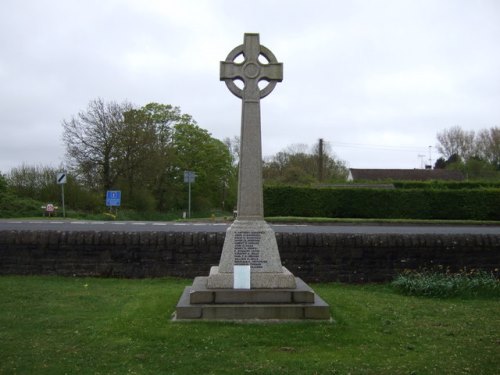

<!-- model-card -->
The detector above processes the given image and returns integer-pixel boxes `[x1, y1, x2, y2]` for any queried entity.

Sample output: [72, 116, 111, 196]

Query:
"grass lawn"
[0, 276, 498, 374]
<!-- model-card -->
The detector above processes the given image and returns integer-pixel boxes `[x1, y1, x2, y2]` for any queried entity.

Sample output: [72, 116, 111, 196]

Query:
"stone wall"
[0, 230, 499, 282]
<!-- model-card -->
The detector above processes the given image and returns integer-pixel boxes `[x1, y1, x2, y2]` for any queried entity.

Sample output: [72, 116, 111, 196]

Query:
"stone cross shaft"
[220, 33, 283, 220]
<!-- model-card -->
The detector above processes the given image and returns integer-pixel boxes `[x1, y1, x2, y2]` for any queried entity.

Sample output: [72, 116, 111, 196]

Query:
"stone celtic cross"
[176, 33, 329, 316]
[220, 33, 283, 220]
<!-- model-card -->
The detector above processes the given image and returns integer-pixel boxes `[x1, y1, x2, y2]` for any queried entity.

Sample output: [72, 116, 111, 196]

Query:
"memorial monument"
[175, 33, 330, 320]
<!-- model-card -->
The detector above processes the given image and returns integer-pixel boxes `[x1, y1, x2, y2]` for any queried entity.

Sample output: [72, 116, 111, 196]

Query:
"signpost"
[183, 171, 196, 218]
[105, 190, 121, 217]
[56, 172, 67, 217]
[106, 190, 121, 207]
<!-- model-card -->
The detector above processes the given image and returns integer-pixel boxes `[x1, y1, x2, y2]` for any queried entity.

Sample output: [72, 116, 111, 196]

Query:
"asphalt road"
[0, 219, 499, 235]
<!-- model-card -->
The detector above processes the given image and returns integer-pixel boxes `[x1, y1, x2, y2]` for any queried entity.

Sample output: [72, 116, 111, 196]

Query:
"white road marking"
[273, 224, 308, 227]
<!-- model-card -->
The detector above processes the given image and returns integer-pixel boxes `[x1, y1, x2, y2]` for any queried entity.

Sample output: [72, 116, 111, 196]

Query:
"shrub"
[0, 173, 7, 193]
[263, 186, 500, 220]
[0, 192, 44, 218]
[391, 269, 500, 298]
[393, 181, 500, 189]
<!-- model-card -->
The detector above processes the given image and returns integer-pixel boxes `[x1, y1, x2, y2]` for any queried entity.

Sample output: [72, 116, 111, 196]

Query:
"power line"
[329, 141, 429, 153]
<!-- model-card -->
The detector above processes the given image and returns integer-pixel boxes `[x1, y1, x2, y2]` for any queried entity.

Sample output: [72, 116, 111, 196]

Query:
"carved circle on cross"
[223, 44, 280, 99]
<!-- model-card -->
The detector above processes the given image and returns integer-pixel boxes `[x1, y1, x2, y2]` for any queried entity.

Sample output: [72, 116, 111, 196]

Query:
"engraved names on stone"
[234, 231, 268, 269]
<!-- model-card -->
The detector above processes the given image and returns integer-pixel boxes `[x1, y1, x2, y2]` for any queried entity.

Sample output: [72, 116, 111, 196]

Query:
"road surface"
[0, 219, 498, 235]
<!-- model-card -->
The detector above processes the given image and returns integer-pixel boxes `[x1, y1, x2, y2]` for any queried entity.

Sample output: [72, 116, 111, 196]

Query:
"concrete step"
[174, 278, 331, 321]
[189, 276, 315, 304]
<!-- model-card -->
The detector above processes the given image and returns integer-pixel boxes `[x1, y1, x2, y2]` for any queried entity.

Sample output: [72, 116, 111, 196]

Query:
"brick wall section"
[0, 230, 499, 282]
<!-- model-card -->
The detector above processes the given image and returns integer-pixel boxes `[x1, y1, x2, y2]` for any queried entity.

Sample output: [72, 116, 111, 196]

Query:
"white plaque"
[233, 265, 251, 289]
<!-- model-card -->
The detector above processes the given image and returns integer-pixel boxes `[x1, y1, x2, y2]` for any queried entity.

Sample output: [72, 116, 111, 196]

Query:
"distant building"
[347, 169, 465, 182]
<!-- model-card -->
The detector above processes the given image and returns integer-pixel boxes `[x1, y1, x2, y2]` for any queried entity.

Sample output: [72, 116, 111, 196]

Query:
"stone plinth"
[174, 277, 331, 321]
[206, 220, 296, 289]
[207, 266, 296, 289]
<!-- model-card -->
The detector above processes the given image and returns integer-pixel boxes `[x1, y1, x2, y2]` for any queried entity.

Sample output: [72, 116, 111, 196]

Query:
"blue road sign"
[184, 171, 196, 183]
[106, 190, 121, 207]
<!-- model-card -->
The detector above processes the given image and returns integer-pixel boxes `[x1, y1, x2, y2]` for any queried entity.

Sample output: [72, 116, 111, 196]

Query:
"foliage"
[264, 186, 500, 220]
[0, 277, 498, 374]
[118, 102, 196, 211]
[61, 100, 236, 212]
[62, 98, 134, 191]
[0, 191, 43, 218]
[433, 156, 447, 169]
[7, 164, 58, 201]
[435, 153, 500, 180]
[6, 164, 103, 211]
[476, 126, 500, 169]
[435, 126, 500, 175]
[447, 157, 500, 180]
[392, 268, 500, 298]
[461, 157, 499, 179]
[392, 180, 500, 189]
[172, 123, 235, 212]
[263, 140, 348, 186]
[78, 209, 182, 221]
[436, 126, 476, 161]
[223, 135, 240, 166]
[0, 173, 6, 193]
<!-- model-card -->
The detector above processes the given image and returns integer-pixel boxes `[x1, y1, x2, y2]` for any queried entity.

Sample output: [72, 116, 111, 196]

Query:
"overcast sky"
[1, 0, 499, 174]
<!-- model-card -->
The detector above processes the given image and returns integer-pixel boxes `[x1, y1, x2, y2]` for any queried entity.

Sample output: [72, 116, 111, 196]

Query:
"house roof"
[348, 169, 465, 181]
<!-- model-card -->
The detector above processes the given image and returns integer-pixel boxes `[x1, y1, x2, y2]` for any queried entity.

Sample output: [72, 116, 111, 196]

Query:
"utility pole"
[56, 172, 67, 218]
[184, 171, 196, 218]
[418, 154, 425, 169]
[318, 138, 324, 182]
[428, 146, 433, 168]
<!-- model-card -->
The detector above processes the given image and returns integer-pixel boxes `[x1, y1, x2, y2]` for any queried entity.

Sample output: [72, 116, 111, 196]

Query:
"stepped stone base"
[173, 276, 331, 321]
[207, 266, 297, 289]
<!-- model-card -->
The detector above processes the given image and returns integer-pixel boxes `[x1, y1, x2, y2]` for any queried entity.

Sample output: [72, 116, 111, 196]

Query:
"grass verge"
[0, 276, 498, 374]
[266, 216, 500, 226]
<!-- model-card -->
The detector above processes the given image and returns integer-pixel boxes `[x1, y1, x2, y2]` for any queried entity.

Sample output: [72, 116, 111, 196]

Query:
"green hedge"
[264, 186, 500, 220]
[392, 181, 500, 189]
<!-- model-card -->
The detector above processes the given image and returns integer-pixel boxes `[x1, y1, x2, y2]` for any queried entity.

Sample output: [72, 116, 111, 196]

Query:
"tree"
[172, 123, 235, 211]
[476, 126, 500, 169]
[0, 172, 8, 193]
[126, 104, 236, 211]
[62, 98, 133, 192]
[263, 141, 348, 185]
[117, 103, 185, 210]
[433, 157, 447, 169]
[312, 139, 349, 182]
[7, 164, 102, 210]
[464, 157, 498, 179]
[63, 99, 236, 212]
[121, 103, 202, 211]
[435, 126, 500, 179]
[436, 126, 476, 161]
[7, 164, 59, 202]
[223, 136, 240, 166]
